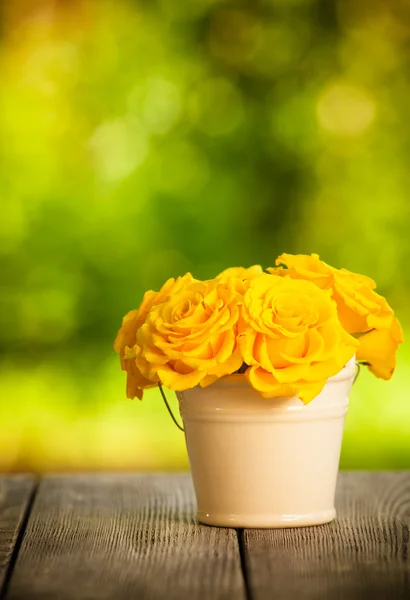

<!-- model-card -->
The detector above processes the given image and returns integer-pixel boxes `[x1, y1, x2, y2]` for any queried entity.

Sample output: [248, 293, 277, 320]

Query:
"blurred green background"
[1, 0, 409, 473]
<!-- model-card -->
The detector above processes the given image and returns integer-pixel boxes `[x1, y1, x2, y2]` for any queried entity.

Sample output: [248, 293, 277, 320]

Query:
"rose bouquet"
[114, 254, 403, 528]
[114, 254, 402, 403]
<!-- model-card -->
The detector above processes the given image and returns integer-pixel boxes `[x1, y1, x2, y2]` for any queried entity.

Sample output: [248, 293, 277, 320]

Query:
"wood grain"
[0, 476, 35, 595]
[6, 474, 245, 600]
[242, 472, 410, 600]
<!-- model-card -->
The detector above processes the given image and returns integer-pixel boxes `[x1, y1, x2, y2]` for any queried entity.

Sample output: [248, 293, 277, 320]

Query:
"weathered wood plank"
[6, 474, 245, 600]
[0, 476, 36, 595]
[242, 472, 410, 600]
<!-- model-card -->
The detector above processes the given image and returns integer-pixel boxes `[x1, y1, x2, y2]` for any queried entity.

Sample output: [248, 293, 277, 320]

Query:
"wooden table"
[0, 472, 409, 599]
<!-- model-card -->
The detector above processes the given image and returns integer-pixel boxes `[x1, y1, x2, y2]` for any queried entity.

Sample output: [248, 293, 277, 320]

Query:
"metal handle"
[158, 383, 185, 432]
[353, 362, 361, 385]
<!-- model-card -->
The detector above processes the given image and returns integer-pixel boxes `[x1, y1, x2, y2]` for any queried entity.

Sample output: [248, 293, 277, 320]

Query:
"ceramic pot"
[176, 357, 356, 528]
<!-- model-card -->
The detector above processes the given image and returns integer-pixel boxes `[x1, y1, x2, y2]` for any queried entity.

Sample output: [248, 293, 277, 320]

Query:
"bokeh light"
[317, 83, 376, 137]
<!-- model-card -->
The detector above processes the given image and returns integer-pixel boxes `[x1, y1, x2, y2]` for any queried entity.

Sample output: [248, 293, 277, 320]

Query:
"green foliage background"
[1, 0, 409, 471]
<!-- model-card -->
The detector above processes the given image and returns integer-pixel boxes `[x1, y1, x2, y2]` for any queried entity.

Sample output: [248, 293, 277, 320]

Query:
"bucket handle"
[158, 383, 185, 432]
[353, 361, 361, 385]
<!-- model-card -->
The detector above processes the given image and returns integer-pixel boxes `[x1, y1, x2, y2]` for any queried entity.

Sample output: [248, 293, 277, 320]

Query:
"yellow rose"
[113, 309, 153, 399]
[269, 254, 403, 380]
[135, 279, 243, 391]
[356, 322, 403, 380]
[216, 265, 263, 294]
[217, 265, 263, 281]
[239, 274, 358, 403]
[269, 253, 335, 289]
[114, 273, 196, 398]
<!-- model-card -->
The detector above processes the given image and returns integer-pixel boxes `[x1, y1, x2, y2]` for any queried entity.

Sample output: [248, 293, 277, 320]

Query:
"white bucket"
[176, 357, 356, 528]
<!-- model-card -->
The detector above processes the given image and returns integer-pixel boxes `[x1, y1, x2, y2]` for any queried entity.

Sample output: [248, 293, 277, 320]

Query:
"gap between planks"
[236, 529, 254, 600]
[0, 478, 38, 600]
